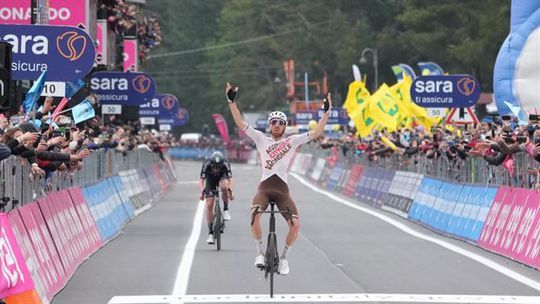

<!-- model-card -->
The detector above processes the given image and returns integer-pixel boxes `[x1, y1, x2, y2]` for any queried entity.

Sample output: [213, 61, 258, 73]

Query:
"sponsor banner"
[123, 39, 137, 72]
[383, 171, 424, 217]
[411, 75, 481, 108]
[298, 154, 312, 176]
[17, 202, 65, 301]
[37, 196, 77, 280]
[479, 187, 540, 268]
[7, 211, 48, 302]
[295, 109, 350, 125]
[290, 153, 306, 173]
[82, 179, 130, 241]
[336, 168, 351, 192]
[326, 164, 344, 192]
[0, 24, 95, 81]
[110, 176, 136, 220]
[90, 71, 156, 106]
[67, 188, 102, 256]
[343, 165, 364, 197]
[431, 182, 462, 232]
[409, 177, 444, 222]
[158, 107, 189, 127]
[0, 0, 88, 28]
[309, 158, 326, 181]
[0, 213, 34, 298]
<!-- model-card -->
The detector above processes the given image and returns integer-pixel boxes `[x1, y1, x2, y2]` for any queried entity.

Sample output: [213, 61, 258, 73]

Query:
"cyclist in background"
[225, 82, 331, 275]
[199, 151, 234, 244]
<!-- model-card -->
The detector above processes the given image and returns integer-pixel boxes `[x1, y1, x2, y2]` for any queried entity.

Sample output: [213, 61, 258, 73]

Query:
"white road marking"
[291, 173, 540, 291]
[171, 200, 205, 295]
[109, 293, 540, 303]
[176, 180, 200, 185]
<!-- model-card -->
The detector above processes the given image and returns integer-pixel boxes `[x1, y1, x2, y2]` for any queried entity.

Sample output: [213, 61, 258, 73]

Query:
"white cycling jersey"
[243, 123, 311, 183]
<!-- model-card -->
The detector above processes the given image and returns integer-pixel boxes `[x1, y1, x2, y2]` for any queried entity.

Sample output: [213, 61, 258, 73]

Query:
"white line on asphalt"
[290, 173, 540, 291]
[176, 180, 200, 185]
[171, 200, 205, 295]
[109, 293, 540, 303]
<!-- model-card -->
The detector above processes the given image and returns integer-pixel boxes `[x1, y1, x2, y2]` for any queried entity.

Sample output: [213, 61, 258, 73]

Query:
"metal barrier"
[302, 144, 538, 189]
[0, 149, 163, 212]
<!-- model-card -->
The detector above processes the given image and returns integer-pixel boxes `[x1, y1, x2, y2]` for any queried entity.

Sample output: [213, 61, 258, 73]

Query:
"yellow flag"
[344, 81, 370, 114]
[366, 84, 399, 132]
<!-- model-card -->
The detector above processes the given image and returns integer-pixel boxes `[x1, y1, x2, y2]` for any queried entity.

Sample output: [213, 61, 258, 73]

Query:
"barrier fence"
[0, 149, 163, 213]
[169, 146, 255, 163]
[293, 146, 540, 271]
[310, 145, 538, 189]
[0, 150, 176, 304]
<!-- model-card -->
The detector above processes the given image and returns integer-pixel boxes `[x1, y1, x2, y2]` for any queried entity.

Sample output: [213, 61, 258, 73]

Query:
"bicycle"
[211, 188, 225, 251]
[252, 202, 291, 298]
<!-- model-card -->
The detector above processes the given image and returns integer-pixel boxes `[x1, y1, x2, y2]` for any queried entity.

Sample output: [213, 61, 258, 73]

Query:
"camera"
[516, 136, 527, 144]
[502, 115, 512, 121]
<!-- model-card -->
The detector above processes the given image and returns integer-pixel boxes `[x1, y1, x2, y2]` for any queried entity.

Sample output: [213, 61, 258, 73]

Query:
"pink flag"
[212, 114, 230, 144]
[52, 97, 70, 118]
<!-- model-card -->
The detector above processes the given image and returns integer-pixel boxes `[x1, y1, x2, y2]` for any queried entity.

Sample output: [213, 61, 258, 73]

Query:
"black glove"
[323, 97, 330, 113]
[227, 88, 237, 103]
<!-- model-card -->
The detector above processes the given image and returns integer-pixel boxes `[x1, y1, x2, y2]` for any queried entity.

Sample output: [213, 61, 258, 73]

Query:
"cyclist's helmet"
[267, 111, 288, 125]
[209, 151, 224, 166]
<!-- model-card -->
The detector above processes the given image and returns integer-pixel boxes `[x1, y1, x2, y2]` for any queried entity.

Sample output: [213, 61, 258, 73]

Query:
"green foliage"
[143, 0, 510, 133]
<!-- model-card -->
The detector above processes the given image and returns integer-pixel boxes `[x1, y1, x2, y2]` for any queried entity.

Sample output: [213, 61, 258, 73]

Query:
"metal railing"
[0, 149, 164, 212]
[302, 144, 538, 189]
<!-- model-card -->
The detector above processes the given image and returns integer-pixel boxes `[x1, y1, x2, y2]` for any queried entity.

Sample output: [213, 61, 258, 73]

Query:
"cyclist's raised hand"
[323, 92, 333, 113]
[225, 82, 238, 103]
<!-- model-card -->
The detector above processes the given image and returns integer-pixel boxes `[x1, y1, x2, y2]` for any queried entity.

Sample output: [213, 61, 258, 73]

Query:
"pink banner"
[478, 187, 540, 268]
[8, 211, 47, 301]
[67, 188, 103, 254]
[0, 0, 87, 27]
[212, 113, 231, 144]
[17, 202, 65, 301]
[0, 213, 34, 298]
[123, 39, 138, 72]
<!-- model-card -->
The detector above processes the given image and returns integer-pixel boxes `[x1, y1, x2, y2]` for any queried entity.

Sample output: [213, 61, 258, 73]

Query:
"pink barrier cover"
[68, 188, 103, 255]
[17, 202, 65, 300]
[0, 213, 34, 298]
[478, 187, 540, 268]
[8, 211, 47, 300]
[343, 165, 364, 197]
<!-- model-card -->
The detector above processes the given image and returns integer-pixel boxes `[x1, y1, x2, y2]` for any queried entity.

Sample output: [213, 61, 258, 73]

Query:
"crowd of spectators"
[0, 97, 171, 181]
[313, 114, 540, 188]
[99, 0, 163, 64]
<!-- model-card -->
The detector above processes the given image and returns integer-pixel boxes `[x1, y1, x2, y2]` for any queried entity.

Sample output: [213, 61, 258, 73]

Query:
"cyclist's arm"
[199, 178, 205, 193]
[228, 101, 247, 130]
[309, 93, 333, 139]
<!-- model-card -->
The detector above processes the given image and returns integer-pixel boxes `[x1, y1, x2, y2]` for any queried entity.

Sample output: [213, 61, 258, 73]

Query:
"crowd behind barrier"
[312, 114, 540, 190]
[294, 144, 540, 271]
[0, 148, 176, 303]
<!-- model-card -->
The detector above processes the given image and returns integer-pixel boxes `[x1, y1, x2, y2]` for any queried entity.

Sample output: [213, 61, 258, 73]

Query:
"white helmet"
[267, 111, 288, 124]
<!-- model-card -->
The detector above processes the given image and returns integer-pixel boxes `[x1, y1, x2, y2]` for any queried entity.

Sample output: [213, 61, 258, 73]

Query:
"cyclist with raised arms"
[225, 82, 331, 275]
[199, 151, 234, 244]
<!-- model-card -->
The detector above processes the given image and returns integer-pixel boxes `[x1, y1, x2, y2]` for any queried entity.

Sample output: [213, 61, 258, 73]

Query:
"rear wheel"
[215, 212, 221, 250]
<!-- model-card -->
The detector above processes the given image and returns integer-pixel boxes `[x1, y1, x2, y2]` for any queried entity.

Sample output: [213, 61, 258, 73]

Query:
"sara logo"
[132, 75, 151, 93]
[411, 75, 481, 108]
[457, 77, 476, 96]
[162, 96, 176, 110]
[56, 31, 87, 61]
[176, 108, 187, 120]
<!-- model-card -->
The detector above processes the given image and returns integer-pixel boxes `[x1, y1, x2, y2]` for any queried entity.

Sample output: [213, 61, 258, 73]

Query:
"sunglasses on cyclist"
[269, 119, 286, 126]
